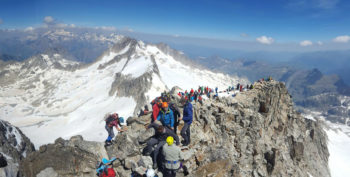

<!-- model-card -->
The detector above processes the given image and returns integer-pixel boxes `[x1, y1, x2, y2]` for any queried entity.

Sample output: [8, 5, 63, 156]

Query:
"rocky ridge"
[0, 120, 35, 177]
[14, 81, 330, 177]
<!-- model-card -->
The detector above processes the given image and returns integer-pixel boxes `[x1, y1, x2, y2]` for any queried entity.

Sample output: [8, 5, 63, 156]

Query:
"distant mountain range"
[193, 56, 350, 126]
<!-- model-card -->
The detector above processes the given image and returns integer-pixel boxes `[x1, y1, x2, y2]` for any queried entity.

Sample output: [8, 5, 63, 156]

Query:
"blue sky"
[0, 0, 350, 44]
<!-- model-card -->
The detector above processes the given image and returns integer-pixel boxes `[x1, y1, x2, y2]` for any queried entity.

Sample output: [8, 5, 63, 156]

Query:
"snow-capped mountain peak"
[0, 37, 248, 147]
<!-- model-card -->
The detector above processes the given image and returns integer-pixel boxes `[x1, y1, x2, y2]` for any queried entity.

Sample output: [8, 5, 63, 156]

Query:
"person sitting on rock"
[157, 102, 175, 130]
[145, 124, 179, 169]
[162, 136, 184, 177]
[105, 113, 126, 145]
[180, 98, 193, 146]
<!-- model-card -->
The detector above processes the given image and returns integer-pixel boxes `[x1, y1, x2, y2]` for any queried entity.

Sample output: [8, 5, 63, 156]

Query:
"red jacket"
[152, 104, 160, 121]
[100, 168, 116, 177]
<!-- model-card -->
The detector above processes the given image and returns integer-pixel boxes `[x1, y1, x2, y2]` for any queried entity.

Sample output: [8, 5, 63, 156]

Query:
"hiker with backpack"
[96, 157, 117, 177]
[161, 136, 184, 177]
[145, 124, 179, 169]
[105, 113, 126, 145]
[157, 102, 175, 130]
[152, 99, 162, 122]
[180, 98, 193, 146]
[169, 102, 181, 134]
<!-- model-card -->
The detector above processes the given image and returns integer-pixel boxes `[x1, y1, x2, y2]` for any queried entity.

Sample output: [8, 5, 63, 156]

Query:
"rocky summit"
[13, 81, 330, 177]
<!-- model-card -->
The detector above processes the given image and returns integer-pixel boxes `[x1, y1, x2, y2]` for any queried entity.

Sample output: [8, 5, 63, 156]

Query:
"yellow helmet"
[166, 136, 174, 146]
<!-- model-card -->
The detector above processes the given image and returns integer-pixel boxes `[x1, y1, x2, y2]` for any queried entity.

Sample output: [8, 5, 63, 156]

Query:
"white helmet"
[146, 169, 155, 177]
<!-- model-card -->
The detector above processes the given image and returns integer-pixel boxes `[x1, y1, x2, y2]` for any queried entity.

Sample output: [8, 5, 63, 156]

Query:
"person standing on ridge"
[169, 102, 181, 134]
[152, 99, 162, 122]
[157, 102, 175, 130]
[162, 136, 184, 177]
[180, 98, 193, 146]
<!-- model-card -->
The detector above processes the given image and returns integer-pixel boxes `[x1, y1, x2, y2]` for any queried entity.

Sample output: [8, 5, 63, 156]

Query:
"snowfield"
[326, 126, 350, 177]
[0, 38, 247, 147]
[304, 113, 350, 177]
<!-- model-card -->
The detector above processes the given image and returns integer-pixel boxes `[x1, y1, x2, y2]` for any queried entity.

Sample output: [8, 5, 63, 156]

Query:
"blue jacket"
[157, 109, 175, 128]
[182, 102, 193, 124]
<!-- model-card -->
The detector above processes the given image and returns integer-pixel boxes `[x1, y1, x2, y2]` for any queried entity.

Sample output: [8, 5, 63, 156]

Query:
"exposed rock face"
[0, 120, 35, 177]
[106, 81, 330, 176]
[19, 135, 108, 177]
[18, 81, 330, 177]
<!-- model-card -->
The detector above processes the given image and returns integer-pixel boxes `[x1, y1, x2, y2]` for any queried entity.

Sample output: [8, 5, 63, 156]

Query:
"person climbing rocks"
[145, 124, 179, 169]
[169, 102, 181, 134]
[240, 85, 243, 92]
[215, 87, 218, 93]
[96, 157, 117, 177]
[180, 98, 193, 146]
[157, 102, 175, 130]
[105, 113, 126, 146]
[161, 136, 184, 177]
[152, 99, 162, 122]
[236, 83, 240, 90]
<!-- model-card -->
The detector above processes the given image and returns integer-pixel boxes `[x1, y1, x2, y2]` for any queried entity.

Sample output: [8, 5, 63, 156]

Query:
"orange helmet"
[162, 102, 168, 108]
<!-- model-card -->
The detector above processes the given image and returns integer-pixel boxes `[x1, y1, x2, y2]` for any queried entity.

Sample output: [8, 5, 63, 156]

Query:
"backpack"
[106, 116, 114, 126]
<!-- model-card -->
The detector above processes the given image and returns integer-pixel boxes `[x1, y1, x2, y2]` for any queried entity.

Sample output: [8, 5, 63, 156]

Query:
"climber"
[236, 83, 240, 90]
[96, 157, 117, 177]
[215, 87, 218, 93]
[157, 102, 175, 130]
[180, 98, 193, 146]
[152, 99, 162, 122]
[105, 113, 126, 145]
[240, 85, 243, 92]
[145, 124, 179, 169]
[162, 136, 184, 177]
[169, 102, 181, 134]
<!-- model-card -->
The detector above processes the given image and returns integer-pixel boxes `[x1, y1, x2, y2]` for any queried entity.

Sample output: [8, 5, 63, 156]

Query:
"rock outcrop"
[0, 120, 35, 177]
[19, 135, 108, 177]
[18, 81, 330, 177]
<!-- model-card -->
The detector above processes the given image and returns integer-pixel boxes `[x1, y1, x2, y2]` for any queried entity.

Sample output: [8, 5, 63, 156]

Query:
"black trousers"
[163, 168, 177, 177]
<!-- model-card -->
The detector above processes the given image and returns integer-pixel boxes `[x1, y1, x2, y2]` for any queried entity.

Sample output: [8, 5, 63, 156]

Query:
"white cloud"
[256, 36, 274, 45]
[69, 24, 76, 28]
[44, 16, 54, 23]
[300, 40, 313, 46]
[317, 41, 323, 45]
[0, 18, 2, 24]
[333, 35, 350, 43]
[24, 26, 34, 32]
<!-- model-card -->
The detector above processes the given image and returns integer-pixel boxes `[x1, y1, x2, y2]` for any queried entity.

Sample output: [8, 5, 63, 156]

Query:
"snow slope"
[326, 124, 350, 177]
[0, 37, 247, 147]
[304, 112, 350, 177]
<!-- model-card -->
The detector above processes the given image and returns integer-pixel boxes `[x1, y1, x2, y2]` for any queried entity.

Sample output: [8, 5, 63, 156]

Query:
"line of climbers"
[98, 91, 192, 177]
[96, 77, 276, 177]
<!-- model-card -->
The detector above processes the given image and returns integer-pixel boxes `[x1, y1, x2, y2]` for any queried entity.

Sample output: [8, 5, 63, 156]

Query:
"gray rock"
[36, 167, 58, 177]
[137, 156, 153, 168]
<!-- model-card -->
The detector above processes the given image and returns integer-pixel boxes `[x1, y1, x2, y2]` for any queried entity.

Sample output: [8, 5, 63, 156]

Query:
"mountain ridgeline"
[193, 56, 350, 126]
[11, 81, 329, 177]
